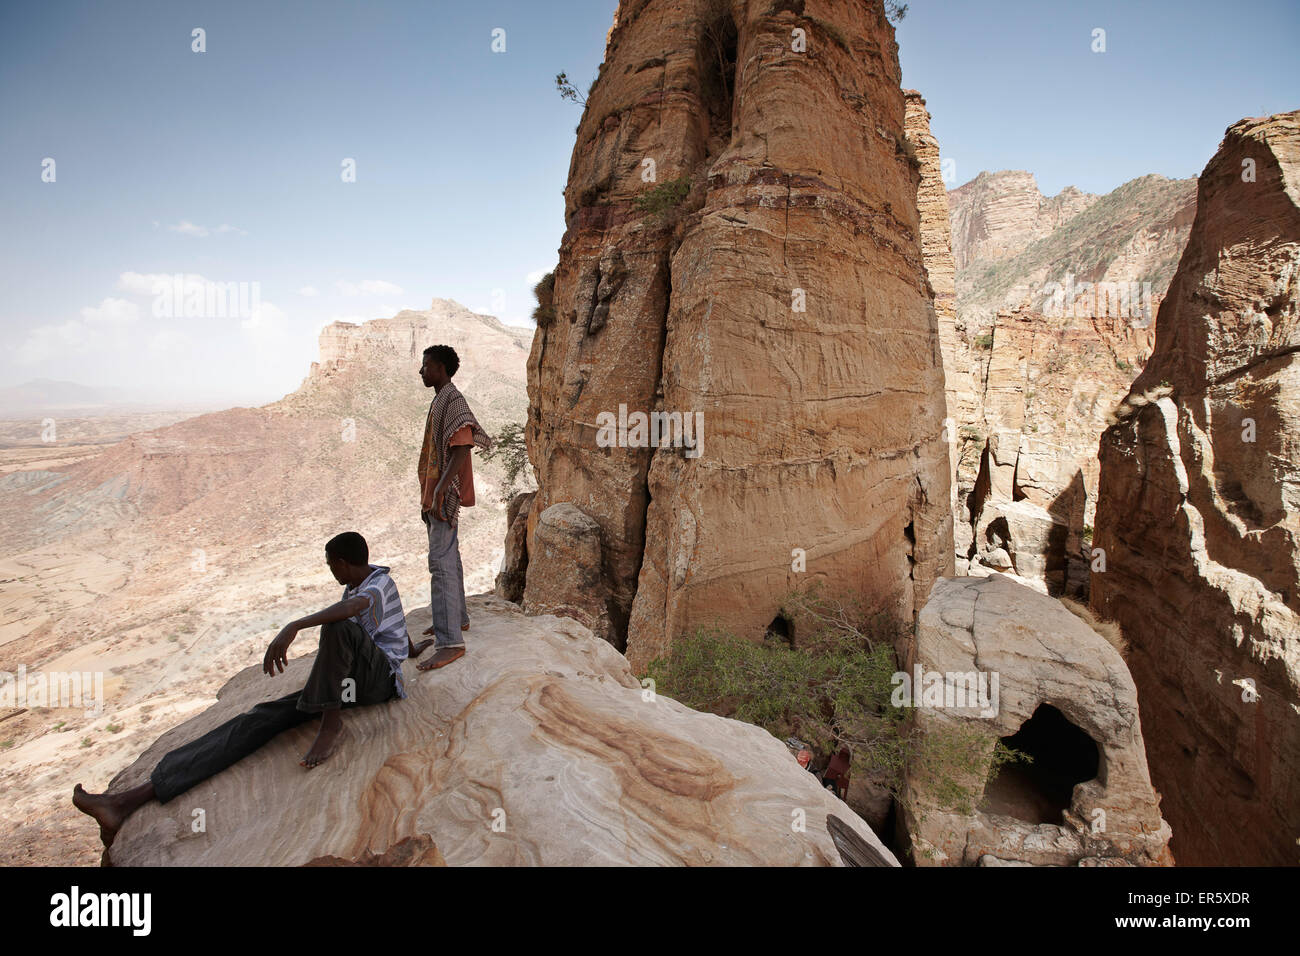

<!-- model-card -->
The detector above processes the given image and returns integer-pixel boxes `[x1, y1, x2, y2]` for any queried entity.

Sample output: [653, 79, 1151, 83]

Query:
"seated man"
[73, 531, 410, 847]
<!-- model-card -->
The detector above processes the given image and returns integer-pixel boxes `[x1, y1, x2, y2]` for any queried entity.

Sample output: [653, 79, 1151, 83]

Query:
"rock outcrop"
[961, 307, 1155, 594]
[105, 595, 897, 867]
[522, 502, 617, 645]
[525, 0, 953, 671]
[937, 167, 1195, 593]
[900, 575, 1173, 867]
[1091, 111, 1300, 866]
[905, 91, 981, 572]
[494, 490, 535, 602]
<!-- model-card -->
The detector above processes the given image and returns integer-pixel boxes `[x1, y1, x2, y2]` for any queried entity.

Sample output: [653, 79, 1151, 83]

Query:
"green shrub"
[643, 583, 1024, 812]
[974, 333, 994, 349]
[634, 175, 692, 220]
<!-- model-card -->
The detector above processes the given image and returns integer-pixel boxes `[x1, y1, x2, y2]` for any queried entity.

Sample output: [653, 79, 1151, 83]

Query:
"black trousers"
[151, 619, 398, 803]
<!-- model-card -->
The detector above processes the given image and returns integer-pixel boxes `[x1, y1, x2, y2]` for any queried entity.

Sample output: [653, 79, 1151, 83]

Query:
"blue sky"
[1, 0, 1296, 405]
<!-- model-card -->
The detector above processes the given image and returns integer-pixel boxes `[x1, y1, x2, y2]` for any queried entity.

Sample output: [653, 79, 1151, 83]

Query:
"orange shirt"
[447, 424, 476, 507]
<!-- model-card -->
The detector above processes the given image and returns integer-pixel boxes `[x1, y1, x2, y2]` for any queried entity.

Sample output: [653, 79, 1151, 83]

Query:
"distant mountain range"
[0, 378, 232, 417]
[948, 171, 1198, 327]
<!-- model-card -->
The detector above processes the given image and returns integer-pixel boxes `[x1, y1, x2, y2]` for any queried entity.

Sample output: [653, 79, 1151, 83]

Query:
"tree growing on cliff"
[480, 421, 532, 503]
[554, 71, 593, 107]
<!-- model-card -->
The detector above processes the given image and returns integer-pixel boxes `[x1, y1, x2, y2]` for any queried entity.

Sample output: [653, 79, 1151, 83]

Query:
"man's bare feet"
[421, 622, 469, 636]
[416, 646, 465, 671]
[72, 781, 154, 847]
[407, 637, 434, 659]
[301, 711, 347, 769]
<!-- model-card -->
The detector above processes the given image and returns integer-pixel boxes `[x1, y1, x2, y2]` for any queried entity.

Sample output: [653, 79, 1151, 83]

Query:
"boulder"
[900, 575, 1172, 867]
[522, 502, 615, 646]
[106, 595, 895, 866]
[493, 490, 535, 603]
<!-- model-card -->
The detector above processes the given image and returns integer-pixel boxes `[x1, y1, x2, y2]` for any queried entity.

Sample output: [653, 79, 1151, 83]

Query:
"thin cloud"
[165, 220, 248, 237]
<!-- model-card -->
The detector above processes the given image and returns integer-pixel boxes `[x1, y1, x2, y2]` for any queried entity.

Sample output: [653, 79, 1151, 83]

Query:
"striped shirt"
[342, 565, 409, 698]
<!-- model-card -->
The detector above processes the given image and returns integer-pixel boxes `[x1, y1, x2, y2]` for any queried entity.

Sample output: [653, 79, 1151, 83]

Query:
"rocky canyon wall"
[524, 0, 953, 670]
[1091, 111, 1300, 866]
[919, 146, 1197, 596]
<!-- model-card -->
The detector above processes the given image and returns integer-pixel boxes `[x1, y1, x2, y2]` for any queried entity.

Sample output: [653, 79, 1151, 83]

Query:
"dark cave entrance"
[980, 703, 1100, 825]
[697, 2, 739, 146]
[764, 612, 794, 647]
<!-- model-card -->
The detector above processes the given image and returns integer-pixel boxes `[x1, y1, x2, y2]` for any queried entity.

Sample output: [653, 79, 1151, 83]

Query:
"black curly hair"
[422, 344, 460, 378]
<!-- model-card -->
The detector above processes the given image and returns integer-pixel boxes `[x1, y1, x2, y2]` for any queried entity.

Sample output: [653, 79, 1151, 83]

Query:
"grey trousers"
[150, 619, 397, 803]
[424, 510, 469, 649]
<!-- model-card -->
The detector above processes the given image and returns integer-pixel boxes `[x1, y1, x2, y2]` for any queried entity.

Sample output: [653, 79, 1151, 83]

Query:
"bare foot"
[408, 638, 433, 659]
[416, 646, 465, 671]
[73, 782, 152, 847]
[422, 625, 434, 636]
[301, 714, 347, 769]
[461, 621, 470, 631]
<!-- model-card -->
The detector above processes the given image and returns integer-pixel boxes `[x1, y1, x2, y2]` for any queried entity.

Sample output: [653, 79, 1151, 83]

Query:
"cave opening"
[980, 703, 1101, 825]
[764, 612, 794, 647]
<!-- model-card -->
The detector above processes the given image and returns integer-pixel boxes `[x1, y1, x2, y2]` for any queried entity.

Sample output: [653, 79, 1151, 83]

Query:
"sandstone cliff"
[905, 90, 979, 573]
[949, 170, 1098, 272]
[951, 172, 1196, 333]
[932, 165, 1196, 593]
[961, 307, 1155, 595]
[105, 595, 897, 867]
[1091, 110, 1300, 866]
[525, 0, 953, 671]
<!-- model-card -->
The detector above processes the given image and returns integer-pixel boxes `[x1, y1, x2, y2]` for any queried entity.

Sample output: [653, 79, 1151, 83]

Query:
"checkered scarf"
[422, 381, 492, 528]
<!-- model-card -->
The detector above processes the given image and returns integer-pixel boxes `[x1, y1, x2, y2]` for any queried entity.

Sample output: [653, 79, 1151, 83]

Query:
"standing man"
[416, 344, 492, 671]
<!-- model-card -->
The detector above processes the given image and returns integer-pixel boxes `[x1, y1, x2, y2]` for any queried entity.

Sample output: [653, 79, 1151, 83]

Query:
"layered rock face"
[106, 596, 896, 867]
[901, 576, 1173, 867]
[962, 308, 1155, 594]
[936, 166, 1196, 593]
[905, 91, 980, 560]
[1091, 111, 1300, 866]
[952, 172, 1196, 334]
[526, 0, 953, 670]
[949, 171, 1097, 272]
